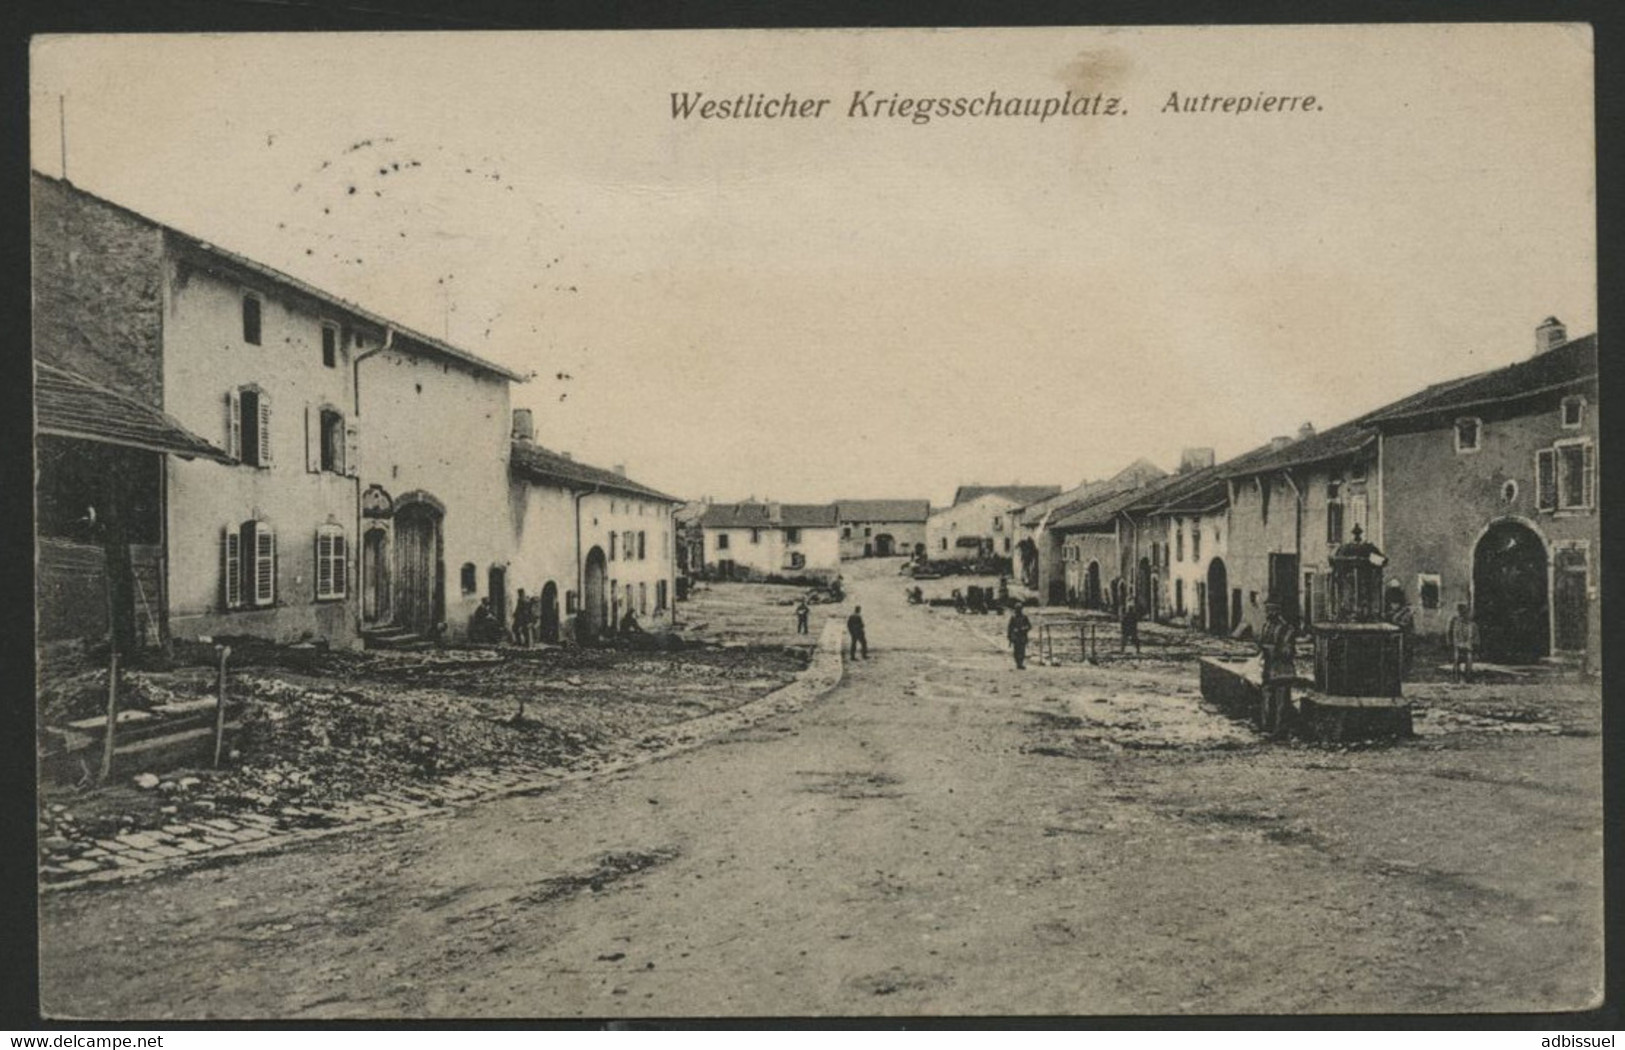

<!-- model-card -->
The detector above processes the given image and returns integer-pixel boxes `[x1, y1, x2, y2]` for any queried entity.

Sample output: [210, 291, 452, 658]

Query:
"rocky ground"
[39, 560, 1603, 1018]
[36, 585, 823, 883]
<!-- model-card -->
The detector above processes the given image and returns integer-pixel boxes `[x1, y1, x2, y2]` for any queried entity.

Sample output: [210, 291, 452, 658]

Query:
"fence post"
[99, 649, 119, 783]
[213, 645, 232, 768]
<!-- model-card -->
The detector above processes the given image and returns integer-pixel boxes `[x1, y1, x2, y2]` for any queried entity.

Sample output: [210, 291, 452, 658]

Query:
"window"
[637, 531, 646, 560]
[786, 528, 801, 544]
[1259, 477, 1271, 524]
[655, 580, 667, 611]
[1555, 441, 1594, 510]
[1326, 498, 1345, 545]
[639, 583, 648, 615]
[227, 387, 272, 467]
[1192, 522, 1202, 561]
[317, 408, 346, 473]
[788, 552, 806, 570]
[661, 529, 669, 560]
[993, 517, 1003, 531]
[1175, 520, 1185, 562]
[842, 526, 852, 539]
[242, 295, 262, 345]
[321, 324, 338, 368]
[939, 538, 947, 551]
[223, 520, 276, 609]
[460, 562, 477, 594]
[1418, 574, 1441, 611]
[1502, 480, 1519, 503]
[1175, 578, 1184, 615]
[315, 525, 347, 600]
[716, 533, 730, 551]
[1455, 417, 1481, 453]
[864, 526, 872, 538]
[1003, 537, 1011, 553]
[566, 590, 578, 613]
[610, 533, 618, 561]
[751, 529, 761, 544]
[1561, 395, 1585, 429]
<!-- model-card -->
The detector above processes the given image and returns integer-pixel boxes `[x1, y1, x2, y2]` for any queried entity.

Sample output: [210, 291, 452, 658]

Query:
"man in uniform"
[1007, 605, 1032, 670]
[1259, 600, 1297, 738]
[846, 605, 868, 660]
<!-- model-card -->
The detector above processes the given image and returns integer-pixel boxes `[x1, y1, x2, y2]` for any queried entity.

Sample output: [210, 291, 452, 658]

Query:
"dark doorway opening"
[1207, 558, 1229, 635]
[1473, 520, 1549, 663]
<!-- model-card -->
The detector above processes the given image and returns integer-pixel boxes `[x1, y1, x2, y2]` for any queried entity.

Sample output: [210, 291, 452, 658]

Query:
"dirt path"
[40, 563, 1602, 1018]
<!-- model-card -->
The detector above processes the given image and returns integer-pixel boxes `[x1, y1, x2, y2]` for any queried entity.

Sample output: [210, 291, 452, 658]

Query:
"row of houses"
[1004, 318, 1600, 669]
[674, 499, 933, 582]
[34, 172, 681, 655]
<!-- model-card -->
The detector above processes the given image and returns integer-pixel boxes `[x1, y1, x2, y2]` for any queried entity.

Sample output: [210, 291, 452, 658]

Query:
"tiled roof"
[1051, 475, 1183, 531]
[1154, 479, 1229, 515]
[35, 172, 527, 383]
[952, 484, 1062, 507]
[698, 502, 840, 529]
[1217, 422, 1376, 480]
[835, 499, 931, 523]
[1365, 334, 1597, 424]
[35, 362, 233, 462]
[509, 441, 680, 503]
[1129, 466, 1224, 514]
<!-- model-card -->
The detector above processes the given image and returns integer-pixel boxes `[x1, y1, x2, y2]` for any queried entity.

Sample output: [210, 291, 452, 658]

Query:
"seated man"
[620, 607, 645, 635]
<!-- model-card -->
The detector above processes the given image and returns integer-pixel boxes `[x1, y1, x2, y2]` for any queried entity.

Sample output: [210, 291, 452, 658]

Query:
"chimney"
[767, 501, 782, 524]
[1297, 421, 1316, 442]
[1179, 447, 1216, 473]
[1535, 316, 1567, 355]
[1269, 435, 1293, 452]
[511, 407, 534, 443]
[613, 463, 627, 478]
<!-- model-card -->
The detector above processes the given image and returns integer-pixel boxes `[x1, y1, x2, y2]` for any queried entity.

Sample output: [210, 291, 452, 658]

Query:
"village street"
[40, 560, 1603, 1019]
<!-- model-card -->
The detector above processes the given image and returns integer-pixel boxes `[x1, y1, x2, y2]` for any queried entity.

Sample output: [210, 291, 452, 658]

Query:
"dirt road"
[40, 562, 1603, 1018]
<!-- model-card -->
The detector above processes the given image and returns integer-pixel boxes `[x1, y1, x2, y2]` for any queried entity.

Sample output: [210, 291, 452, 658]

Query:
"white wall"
[926, 494, 1019, 559]
[161, 250, 360, 646]
[704, 525, 840, 578]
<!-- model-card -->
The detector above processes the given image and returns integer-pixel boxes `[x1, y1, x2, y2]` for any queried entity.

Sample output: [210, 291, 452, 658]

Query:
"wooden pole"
[100, 649, 118, 783]
[213, 645, 231, 767]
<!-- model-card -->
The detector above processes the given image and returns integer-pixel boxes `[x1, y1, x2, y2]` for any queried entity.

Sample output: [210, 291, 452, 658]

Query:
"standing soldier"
[1447, 602, 1478, 683]
[794, 598, 810, 635]
[1007, 604, 1032, 670]
[1259, 600, 1296, 738]
[1120, 600, 1141, 654]
[846, 605, 868, 660]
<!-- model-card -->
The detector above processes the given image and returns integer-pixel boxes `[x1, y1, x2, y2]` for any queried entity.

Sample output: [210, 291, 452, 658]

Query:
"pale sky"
[30, 26, 1596, 507]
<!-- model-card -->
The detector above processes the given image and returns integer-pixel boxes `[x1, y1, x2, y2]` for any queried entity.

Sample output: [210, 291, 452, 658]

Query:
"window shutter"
[257, 393, 273, 467]
[225, 391, 242, 461]
[222, 526, 242, 609]
[1537, 449, 1557, 511]
[333, 532, 347, 597]
[344, 421, 360, 478]
[305, 404, 321, 473]
[1583, 443, 1595, 509]
[639, 531, 647, 560]
[316, 530, 334, 598]
[254, 524, 276, 606]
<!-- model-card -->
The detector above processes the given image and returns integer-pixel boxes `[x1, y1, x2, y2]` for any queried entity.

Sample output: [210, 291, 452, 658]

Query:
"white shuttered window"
[316, 525, 347, 600]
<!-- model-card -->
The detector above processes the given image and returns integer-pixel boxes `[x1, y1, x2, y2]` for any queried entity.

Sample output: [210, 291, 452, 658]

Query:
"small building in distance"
[698, 502, 841, 583]
[927, 484, 1060, 562]
[835, 499, 931, 559]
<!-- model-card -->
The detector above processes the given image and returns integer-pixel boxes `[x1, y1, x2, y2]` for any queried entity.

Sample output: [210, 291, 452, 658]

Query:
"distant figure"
[1388, 593, 1416, 676]
[846, 605, 868, 660]
[1447, 602, 1478, 683]
[952, 588, 966, 614]
[795, 599, 810, 635]
[620, 607, 644, 635]
[512, 589, 535, 646]
[998, 575, 1010, 604]
[1259, 601, 1296, 738]
[470, 598, 499, 644]
[1119, 602, 1141, 654]
[1007, 606, 1032, 670]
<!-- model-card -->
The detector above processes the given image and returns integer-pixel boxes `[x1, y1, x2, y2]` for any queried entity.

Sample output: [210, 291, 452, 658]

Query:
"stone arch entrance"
[582, 546, 608, 641]
[1207, 558, 1229, 635]
[1473, 518, 1549, 664]
[874, 533, 895, 557]
[393, 496, 444, 635]
[539, 580, 560, 644]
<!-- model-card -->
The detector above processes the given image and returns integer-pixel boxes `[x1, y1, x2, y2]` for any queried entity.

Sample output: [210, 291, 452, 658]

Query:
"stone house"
[509, 418, 682, 642]
[33, 172, 526, 649]
[1011, 460, 1169, 602]
[699, 502, 841, 582]
[1366, 321, 1598, 667]
[1051, 476, 1181, 612]
[928, 485, 1059, 561]
[835, 500, 931, 560]
[1143, 471, 1230, 632]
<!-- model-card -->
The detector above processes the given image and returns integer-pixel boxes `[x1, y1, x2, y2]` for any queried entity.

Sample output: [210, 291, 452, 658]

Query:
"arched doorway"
[1085, 561, 1102, 609]
[582, 546, 607, 640]
[361, 526, 390, 625]
[394, 499, 444, 635]
[1136, 557, 1153, 615]
[1473, 519, 1549, 664]
[913, 542, 925, 558]
[874, 534, 895, 557]
[1207, 558, 1229, 635]
[539, 581, 560, 644]
[1017, 538, 1039, 588]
